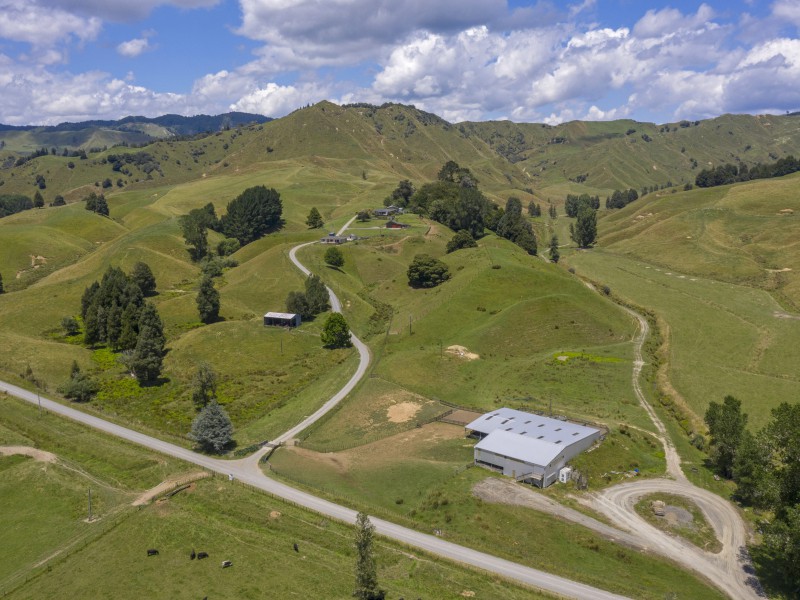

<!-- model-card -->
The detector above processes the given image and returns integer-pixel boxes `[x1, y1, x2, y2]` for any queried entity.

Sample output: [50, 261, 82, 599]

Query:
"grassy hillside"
[462, 113, 800, 196]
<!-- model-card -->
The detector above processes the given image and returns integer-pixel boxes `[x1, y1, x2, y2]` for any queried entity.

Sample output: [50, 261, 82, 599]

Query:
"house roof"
[475, 430, 564, 466]
[466, 407, 599, 445]
[264, 312, 298, 320]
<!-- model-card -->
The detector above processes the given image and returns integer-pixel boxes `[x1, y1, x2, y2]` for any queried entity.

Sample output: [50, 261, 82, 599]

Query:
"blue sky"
[0, 1, 798, 125]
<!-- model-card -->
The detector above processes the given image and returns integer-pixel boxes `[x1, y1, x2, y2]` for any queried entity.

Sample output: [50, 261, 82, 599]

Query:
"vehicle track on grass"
[0, 213, 629, 600]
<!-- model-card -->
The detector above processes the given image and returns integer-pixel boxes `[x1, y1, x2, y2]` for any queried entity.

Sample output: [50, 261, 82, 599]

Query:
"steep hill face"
[461, 113, 800, 194]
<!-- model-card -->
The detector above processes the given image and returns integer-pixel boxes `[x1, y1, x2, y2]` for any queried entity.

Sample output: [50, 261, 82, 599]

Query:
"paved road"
[0, 217, 630, 600]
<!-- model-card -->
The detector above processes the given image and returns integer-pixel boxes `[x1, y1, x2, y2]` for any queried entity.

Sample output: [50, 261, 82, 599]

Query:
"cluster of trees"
[106, 151, 161, 176]
[446, 230, 477, 253]
[0, 193, 33, 218]
[286, 274, 330, 320]
[389, 162, 538, 256]
[528, 201, 542, 217]
[695, 156, 799, 188]
[84, 192, 109, 216]
[705, 397, 800, 585]
[407, 254, 450, 288]
[605, 188, 639, 209]
[494, 197, 537, 254]
[79, 263, 165, 384]
[564, 194, 600, 217]
[180, 186, 283, 260]
[186, 363, 234, 454]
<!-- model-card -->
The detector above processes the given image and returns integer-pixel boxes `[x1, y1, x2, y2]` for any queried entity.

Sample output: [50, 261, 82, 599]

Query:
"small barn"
[466, 407, 602, 487]
[386, 219, 409, 229]
[263, 312, 301, 327]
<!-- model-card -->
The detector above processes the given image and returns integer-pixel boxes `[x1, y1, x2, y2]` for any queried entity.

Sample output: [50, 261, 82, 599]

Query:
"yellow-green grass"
[634, 493, 722, 553]
[566, 251, 800, 429]
[0, 397, 546, 600]
[268, 428, 723, 600]
[301, 230, 658, 432]
[596, 173, 800, 310]
[297, 376, 452, 451]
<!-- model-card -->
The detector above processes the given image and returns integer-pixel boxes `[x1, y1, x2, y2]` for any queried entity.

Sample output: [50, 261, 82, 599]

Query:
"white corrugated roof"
[466, 407, 598, 445]
[264, 312, 298, 319]
[475, 430, 564, 466]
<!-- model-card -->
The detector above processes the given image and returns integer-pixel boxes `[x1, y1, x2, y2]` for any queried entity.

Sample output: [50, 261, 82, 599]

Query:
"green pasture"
[0, 397, 546, 600]
[566, 251, 800, 429]
[269, 432, 722, 600]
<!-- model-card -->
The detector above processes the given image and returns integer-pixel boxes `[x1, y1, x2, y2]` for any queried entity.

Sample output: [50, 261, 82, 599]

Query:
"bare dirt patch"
[443, 409, 483, 426]
[0, 446, 57, 463]
[778, 208, 794, 215]
[446, 345, 480, 360]
[387, 401, 421, 423]
[286, 446, 352, 474]
[132, 471, 209, 506]
[774, 310, 800, 320]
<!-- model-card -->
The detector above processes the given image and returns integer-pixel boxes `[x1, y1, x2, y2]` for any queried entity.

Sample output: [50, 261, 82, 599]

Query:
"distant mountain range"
[0, 112, 272, 153]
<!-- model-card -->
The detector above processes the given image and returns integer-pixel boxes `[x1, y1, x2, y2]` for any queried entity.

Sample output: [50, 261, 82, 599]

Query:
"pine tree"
[570, 207, 597, 248]
[118, 303, 139, 350]
[106, 301, 123, 350]
[190, 400, 234, 453]
[549, 235, 560, 263]
[131, 261, 156, 296]
[306, 207, 324, 229]
[33, 190, 44, 208]
[138, 303, 165, 349]
[130, 325, 164, 383]
[353, 512, 384, 600]
[196, 276, 220, 324]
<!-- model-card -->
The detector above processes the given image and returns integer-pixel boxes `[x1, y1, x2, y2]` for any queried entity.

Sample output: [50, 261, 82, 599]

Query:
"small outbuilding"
[373, 208, 396, 218]
[263, 312, 301, 327]
[386, 219, 409, 229]
[467, 407, 602, 487]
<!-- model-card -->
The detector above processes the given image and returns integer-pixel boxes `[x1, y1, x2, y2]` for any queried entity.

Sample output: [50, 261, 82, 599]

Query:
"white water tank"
[558, 466, 573, 484]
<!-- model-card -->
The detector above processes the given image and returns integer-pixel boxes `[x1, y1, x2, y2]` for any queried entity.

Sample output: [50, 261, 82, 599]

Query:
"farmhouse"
[263, 312, 301, 327]
[466, 407, 602, 487]
[372, 207, 396, 218]
[320, 233, 348, 244]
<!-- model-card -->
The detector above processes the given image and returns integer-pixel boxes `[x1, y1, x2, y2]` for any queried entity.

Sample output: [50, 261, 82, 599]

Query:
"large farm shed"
[466, 407, 602, 487]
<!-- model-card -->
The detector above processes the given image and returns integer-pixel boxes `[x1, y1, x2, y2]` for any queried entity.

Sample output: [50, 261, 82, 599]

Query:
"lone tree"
[305, 274, 330, 315]
[306, 207, 324, 229]
[570, 207, 597, 248]
[33, 190, 45, 208]
[353, 512, 385, 600]
[131, 261, 156, 296]
[324, 246, 345, 269]
[191, 362, 217, 410]
[196, 276, 220, 323]
[407, 254, 451, 288]
[190, 400, 234, 454]
[321, 313, 351, 348]
[356, 210, 371, 222]
[549, 235, 560, 263]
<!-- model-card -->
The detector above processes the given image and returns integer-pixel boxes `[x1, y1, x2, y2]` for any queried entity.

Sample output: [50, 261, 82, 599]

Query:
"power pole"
[87, 488, 92, 521]
[408, 314, 412, 335]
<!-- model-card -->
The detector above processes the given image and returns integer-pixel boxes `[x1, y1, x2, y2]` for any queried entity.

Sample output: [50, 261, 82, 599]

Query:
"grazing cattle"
[190, 549, 196, 560]
[293, 543, 299, 553]
[197, 551, 209, 560]
[221, 560, 232, 568]
[146, 549, 159, 556]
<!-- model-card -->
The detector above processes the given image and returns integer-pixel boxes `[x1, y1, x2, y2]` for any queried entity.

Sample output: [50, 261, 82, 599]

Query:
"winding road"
[583, 305, 760, 599]
[0, 215, 630, 600]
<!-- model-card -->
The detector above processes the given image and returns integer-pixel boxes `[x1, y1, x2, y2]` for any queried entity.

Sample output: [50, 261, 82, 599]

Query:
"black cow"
[197, 551, 209, 560]
[147, 549, 159, 556]
[190, 549, 196, 560]
[293, 543, 299, 553]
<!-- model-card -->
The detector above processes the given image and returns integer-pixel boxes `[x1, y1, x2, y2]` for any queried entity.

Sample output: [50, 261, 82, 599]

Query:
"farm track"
[585, 304, 761, 599]
[0, 214, 629, 600]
